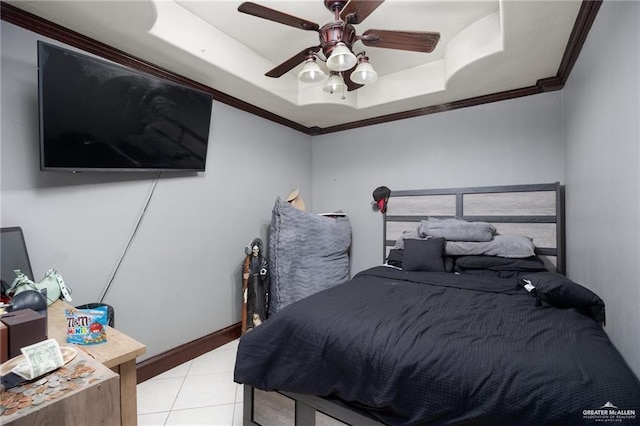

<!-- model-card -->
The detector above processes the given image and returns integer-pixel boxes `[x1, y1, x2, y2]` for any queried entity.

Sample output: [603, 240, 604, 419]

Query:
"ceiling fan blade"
[342, 67, 364, 92]
[238, 2, 319, 31]
[361, 29, 440, 53]
[340, 0, 385, 25]
[265, 46, 321, 78]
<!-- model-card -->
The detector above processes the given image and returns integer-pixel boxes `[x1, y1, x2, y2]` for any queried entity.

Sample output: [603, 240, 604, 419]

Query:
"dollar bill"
[13, 338, 64, 380]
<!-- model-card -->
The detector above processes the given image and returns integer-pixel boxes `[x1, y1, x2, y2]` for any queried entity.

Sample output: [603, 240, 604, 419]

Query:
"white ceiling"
[7, 0, 583, 130]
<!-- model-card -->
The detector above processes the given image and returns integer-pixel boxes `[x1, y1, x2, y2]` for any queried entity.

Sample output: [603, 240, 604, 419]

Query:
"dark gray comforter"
[234, 266, 640, 425]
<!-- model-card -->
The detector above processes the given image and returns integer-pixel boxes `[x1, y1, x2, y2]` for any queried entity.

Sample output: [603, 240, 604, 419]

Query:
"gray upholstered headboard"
[384, 182, 565, 274]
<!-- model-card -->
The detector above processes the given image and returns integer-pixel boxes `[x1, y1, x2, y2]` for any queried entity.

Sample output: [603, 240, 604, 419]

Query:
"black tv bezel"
[37, 41, 213, 173]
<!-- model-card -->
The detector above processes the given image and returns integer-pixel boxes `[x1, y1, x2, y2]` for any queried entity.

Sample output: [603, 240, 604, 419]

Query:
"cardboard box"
[0, 308, 47, 359]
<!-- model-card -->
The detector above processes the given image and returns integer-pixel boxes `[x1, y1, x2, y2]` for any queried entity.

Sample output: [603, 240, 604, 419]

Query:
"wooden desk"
[47, 300, 146, 426]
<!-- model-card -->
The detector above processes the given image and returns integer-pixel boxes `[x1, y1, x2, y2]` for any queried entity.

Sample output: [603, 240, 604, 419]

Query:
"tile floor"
[137, 339, 243, 426]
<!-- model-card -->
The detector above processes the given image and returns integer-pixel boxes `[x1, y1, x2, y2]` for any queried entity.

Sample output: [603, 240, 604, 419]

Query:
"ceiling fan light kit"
[238, 0, 439, 96]
[326, 42, 357, 71]
[298, 57, 325, 83]
[323, 72, 346, 95]
[350, 55, 378, 85]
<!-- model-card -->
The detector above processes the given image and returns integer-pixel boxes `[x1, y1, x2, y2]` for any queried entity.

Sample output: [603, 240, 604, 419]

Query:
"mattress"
[234, 266, 640, 425]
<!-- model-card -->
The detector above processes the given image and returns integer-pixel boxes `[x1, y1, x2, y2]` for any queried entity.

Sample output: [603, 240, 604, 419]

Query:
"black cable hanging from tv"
[98, 172, 161, 303]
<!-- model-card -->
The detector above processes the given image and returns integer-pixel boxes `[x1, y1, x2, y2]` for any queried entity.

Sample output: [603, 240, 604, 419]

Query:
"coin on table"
[36, 377, 48, 386]
[1, 396, 15, 407]
[4, 407, 18, 416]
[31, 394, 45, 406]
[49, 391, 63, 399]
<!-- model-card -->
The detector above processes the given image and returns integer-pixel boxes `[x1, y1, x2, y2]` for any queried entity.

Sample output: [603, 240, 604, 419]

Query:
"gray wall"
[1, 21, 312, 360]
[312, 92, 565, 275]
[562, 0, 640, 376]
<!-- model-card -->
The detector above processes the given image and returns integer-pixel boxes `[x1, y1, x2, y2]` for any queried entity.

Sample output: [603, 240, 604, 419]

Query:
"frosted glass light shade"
[322, 73, 346, 94]
[326, 43, 357, 72]
[351, 60, 378, 85]
[298, 59, 325, 83]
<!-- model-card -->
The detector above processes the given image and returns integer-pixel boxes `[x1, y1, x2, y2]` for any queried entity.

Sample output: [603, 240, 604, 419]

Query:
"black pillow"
[519, 271, 606, 325]
[443, 256, 454, 273]
[457, 269, 532, 279]
[402, 238, 445, 272]
[455, 255, 547, 272]
[386, 248, 455, 272]
[386, 249, 404, 268]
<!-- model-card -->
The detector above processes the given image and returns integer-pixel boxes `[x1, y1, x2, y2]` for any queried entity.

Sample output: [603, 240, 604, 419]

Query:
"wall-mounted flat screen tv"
[38, 41, 213, 172]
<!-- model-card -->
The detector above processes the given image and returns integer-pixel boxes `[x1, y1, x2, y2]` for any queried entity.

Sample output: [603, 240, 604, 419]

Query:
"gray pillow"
[269, 199, 351, 314]
[445, 235, 535, 258]
[419, 217, 496, 242]
[392, 229, 422, 249]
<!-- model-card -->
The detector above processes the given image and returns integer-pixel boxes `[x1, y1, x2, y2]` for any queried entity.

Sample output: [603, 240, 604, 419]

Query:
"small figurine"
[242, 238, 269, 333]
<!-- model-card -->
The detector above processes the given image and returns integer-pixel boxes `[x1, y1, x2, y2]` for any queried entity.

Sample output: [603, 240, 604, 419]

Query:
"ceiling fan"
[237, 0, 440, 93]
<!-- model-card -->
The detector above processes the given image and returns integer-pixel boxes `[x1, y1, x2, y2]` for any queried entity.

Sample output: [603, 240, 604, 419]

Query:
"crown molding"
[1, 0, 602, 136]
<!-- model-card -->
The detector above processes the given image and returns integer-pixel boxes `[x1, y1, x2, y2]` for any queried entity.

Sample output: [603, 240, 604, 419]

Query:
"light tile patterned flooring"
[137, 339, 243, 426]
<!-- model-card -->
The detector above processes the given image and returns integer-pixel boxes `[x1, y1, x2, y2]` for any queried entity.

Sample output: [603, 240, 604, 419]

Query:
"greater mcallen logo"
[583, 402, 636, 422]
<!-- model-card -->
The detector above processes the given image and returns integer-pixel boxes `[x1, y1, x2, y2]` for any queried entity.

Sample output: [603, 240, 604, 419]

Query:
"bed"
[234, 183, 640, 425]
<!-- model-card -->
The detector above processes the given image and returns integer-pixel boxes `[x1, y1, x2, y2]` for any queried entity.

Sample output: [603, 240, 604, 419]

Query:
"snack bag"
[65, 306, 108, 345]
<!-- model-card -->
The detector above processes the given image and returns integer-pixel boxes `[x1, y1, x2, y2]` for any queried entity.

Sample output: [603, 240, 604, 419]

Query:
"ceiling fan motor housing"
[319, 22, 356, 58]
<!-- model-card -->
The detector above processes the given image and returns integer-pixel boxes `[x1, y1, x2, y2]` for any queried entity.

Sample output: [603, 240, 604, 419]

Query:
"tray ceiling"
[5, 0, 585, 132]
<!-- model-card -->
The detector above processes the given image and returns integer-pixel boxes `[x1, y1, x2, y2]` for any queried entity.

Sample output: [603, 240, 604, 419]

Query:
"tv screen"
[38, 41, 213, 172]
